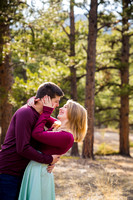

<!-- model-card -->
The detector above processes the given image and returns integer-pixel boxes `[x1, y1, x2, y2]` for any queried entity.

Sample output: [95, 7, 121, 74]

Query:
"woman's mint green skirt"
[18, 161, 55, 200]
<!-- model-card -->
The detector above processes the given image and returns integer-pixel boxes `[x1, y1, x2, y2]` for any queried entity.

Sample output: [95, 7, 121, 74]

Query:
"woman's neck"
[58, 121, 71, 133]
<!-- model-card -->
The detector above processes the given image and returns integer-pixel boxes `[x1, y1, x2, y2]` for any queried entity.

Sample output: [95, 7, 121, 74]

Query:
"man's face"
[51, 95, 61, 108]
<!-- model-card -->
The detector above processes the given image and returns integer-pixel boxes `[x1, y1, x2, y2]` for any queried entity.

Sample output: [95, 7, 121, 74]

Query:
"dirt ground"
[53, 129, 133, 200]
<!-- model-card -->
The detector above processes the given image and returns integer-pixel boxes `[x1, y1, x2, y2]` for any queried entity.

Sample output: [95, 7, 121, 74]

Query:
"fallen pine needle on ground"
[53, 129, 133, 200]
[54, 155, 133, 200]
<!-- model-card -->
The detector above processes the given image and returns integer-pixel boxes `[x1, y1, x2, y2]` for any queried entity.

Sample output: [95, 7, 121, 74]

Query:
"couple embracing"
[0, 82, 87, 200]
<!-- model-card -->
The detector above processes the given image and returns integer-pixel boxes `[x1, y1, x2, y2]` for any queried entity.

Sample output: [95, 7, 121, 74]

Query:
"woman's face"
[57, 104, 68, 121]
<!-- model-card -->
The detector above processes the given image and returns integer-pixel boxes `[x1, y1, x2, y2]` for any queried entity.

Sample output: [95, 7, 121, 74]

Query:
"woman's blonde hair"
[66, 100, 87, 142]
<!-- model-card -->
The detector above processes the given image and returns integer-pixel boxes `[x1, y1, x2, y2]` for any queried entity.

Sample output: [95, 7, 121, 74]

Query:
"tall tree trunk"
[69, 0, 79, 156]
[119, 0, 130, 156]
[0, 25, 13, 145]
[0, 25, 4, 145]
[82, 0, 97, 159]
[0, 0, 23, 147]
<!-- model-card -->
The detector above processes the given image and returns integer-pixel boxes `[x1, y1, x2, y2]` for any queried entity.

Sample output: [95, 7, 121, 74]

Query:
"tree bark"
[0, 55, 13, 144]
[82, 0, 97, 159]
[0, 23, 13, 145]
[69, 0, 79, 156]
[119, 0, 130, 156]
[0, 0, 24, 146]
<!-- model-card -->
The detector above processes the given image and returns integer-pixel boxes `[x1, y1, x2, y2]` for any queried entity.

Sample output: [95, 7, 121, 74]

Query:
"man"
[0, 82, 64, 200]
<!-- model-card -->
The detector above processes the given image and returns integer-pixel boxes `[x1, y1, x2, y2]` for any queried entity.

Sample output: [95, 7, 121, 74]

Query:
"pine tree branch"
[129, 33, 133, 37]
[61, 24, 70, 39]
[74, 2, 90, 13]
[95, 82, 121, 95]
[113, 27, 122, 33]
[129, 52, 133, 56]
[82, 44, 87, 53]
[95, 106, 119, 112]
[95, 118, 119, 126]
[96, 66, 118, 72]
[76, 74, 86, 81]
[96, 50, 119, 55]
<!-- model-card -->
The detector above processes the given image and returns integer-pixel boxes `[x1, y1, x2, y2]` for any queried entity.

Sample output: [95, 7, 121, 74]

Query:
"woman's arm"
[32, 113, 74, 148]
[33, 106, 54, 130]
[45, 116, 57, 129]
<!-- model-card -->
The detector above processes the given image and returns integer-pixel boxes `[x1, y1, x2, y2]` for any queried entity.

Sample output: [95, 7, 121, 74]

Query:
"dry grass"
[54, 155, 133, 200]
[53, 129, 133, 200]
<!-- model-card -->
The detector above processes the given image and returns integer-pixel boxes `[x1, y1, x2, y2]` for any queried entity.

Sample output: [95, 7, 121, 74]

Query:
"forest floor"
[53, 129, 133, 200]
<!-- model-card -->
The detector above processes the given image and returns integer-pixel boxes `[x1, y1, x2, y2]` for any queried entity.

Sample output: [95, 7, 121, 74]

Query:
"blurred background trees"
[0, 0, 27, 144]
[0, 0, 133, 157]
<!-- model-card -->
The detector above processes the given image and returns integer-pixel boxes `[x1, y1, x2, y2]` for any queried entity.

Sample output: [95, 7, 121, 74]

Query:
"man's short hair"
[36, 82, 64, 99]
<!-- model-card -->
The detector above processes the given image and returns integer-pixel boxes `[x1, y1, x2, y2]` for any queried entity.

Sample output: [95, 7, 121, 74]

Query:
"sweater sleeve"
[32, 106, 54, 130]
[15, 106, 54, 164]
[45, 117, 57, 128]
[32, 113, 74, 148]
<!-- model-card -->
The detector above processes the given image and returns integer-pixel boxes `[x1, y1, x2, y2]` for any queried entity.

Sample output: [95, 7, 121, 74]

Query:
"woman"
[18, 96, 87, 200]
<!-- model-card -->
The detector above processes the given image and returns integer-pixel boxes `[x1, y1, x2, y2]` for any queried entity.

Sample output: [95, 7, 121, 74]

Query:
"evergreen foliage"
[9, 0, 133, 129]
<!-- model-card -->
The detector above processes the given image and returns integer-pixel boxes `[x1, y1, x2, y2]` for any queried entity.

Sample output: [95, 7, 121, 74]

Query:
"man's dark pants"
[0, 174, 22, 200]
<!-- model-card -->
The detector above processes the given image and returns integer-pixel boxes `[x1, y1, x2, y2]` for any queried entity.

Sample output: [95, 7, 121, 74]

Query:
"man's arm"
[15, 106, 55, 164]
